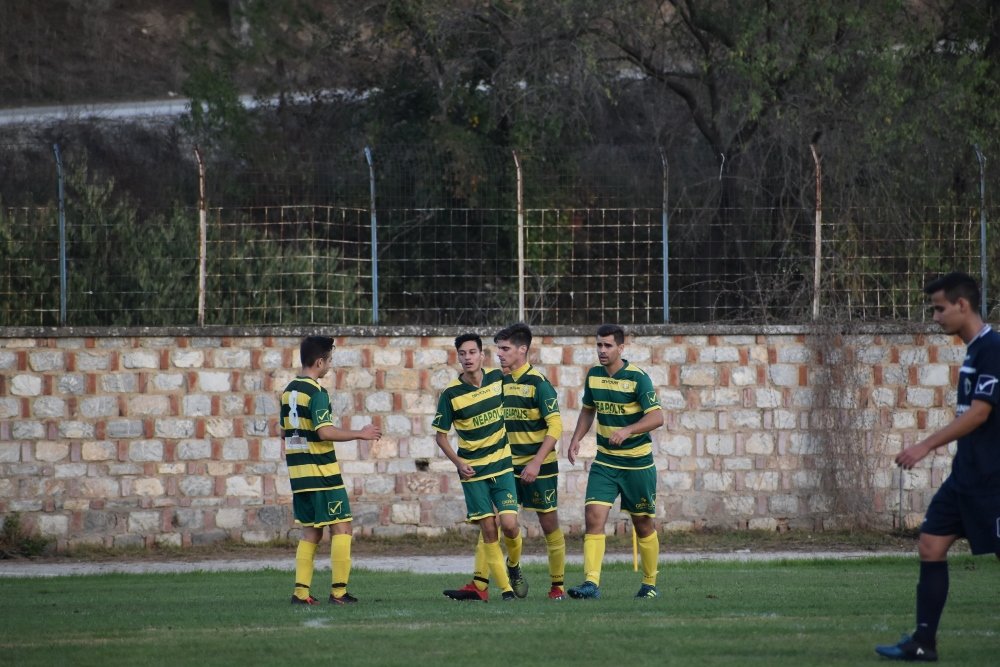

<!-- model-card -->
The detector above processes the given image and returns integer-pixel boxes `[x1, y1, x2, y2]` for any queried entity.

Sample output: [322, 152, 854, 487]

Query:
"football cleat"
[634, 584, 658, 599]
[329, 592, 359, 605]
[443, 582, 488, 602]
[547, 586, 566, 600]
[567, 581, 601, 599]
[501, 591, 517, 601]
[874, 634, 938, 662]
[507, 563, 529, 598]
[290, 594, 320, 606]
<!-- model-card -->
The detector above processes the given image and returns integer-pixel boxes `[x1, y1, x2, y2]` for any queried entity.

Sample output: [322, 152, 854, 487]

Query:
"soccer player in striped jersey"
[494, 323, 567, 600]
[281, 335, 382, 606]
[567, 324, 664, 600]
[435, 333, 520, 602]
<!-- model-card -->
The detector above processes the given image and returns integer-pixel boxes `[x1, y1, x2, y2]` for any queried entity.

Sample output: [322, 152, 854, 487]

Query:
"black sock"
[913, 560, 948, 647]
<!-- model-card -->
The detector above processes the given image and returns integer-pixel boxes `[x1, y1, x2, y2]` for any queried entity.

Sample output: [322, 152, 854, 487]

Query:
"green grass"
[2, 557, 998, 666]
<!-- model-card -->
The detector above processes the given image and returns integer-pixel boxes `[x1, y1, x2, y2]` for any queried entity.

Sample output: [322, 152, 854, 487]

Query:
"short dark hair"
[300, 335, 334, 367]
[454, 333, 482, 350]
[596, 323, 625, 345]
[924, 272, 980, 311]
[494, 322, 532, 348]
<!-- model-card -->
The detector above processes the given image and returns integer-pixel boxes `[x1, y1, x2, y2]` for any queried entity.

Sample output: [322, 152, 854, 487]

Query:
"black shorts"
[922, 477, 1000, 555]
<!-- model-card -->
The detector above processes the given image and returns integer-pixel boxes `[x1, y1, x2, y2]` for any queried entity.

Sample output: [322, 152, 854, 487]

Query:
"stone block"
[222, 439, 249, 460]
[133, 478, 165, 497]
[177, 439, 211, 460]
[705, 434, 734, 456]
[182, 395, 212, 417]
[29, 350, 65, 371]
[226, 476, 262, 497]
[31, 396, 66, 419]
[128, 395, 170, 416]
[12, 421, 44, 439]
[10, 375, 42, 397]
[122, 350, 159, 369]
[35, 441, 69, 462]
[37, 514, 69, 537]
[155, 419, 195, 439]
[152, 373, 185, 391]
[0, 443, 21, 463]
[744, 433, 774, 455]
[57, 374, 85, 395]
[215, 508, 246, 529]
[179, 476, 213, 497]
[197, 371, 232, 392]
[768, 365, 799, 387]
[680, 365, 717, 386]
[0, 398, 20, 419]
[660, 434, 693, 457]
[129, 440, 164, 462]
[129, 511, 162, 533]
[214, 349, 251, 368]
[101, 374, 138, 393]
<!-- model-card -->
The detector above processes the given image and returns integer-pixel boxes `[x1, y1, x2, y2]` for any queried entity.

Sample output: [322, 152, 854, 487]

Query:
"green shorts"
[292, 487, 352, 527]
[462, 472, 520, 522]
[516, 474, 559, 512]
[584, 463, 657, 516]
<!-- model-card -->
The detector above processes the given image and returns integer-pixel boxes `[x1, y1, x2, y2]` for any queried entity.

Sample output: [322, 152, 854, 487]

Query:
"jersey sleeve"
[636, 372, 662, 413]
[432, 391, 454, 433]
[581, 369, 595, 409]
[973, 343, 1000, 406]
[310, 389, 335, 429]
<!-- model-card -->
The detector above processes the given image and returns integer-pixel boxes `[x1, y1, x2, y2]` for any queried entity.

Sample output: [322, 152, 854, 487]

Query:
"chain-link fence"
[1, 137, 996, 327]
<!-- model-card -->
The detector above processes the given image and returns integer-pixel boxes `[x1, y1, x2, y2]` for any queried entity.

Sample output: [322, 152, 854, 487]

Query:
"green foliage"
[0, 512, 51, 559]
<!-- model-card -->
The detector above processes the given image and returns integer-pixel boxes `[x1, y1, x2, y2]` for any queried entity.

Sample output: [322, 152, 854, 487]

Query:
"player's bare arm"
[435, 431, 475, 478]
[896, 399, 992, 469]
[316, 423, 382, 442]
[568, 407, 596, 464]
[608, 409, 664, 446]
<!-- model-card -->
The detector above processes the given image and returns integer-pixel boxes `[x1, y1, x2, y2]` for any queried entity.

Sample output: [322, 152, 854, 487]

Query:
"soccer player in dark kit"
[876, 272, 1000, 661]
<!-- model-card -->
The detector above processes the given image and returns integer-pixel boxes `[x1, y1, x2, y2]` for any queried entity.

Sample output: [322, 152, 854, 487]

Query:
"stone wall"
[0, 326, 958, 550]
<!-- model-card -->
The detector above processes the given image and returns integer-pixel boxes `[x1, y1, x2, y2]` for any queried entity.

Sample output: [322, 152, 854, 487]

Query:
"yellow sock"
[293, 540, 318, 600]
[637, 532, 659, 586]
[583, 533, 606, 586]
[484, 540, 512, 591]
[504, 527, 523, 567]
[545, 528, 566, 590]
[473, 534, 489, 591]
[330, 533, 352, 598]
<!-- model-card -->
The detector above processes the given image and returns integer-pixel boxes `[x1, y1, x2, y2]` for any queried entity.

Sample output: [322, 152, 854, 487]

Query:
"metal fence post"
[975, 145, 987, 318]
[810, 133, 823, 321]
[660, 149, 669, 323]
[52, 143, 67, 326]
[364, 146, 379, 325]
[194, 147, 207, 327]
[512, 150, 525, 322]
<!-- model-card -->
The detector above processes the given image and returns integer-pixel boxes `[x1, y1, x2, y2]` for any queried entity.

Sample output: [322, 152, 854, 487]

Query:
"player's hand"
[457, 462, 475, 479]
[568, 440, 580, 465]
[520, 461, 542, 484]
[359, 424, 382, 441]
[895, 442, 931, 469]
[609, 427, 632, 446]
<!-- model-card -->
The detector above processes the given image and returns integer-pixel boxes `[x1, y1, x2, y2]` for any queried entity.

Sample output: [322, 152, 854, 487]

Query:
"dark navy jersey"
[952, 325, 1000, 495]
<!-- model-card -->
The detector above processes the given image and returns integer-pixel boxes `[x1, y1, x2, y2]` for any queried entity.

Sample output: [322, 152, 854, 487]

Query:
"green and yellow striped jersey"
[581, 360, 661, 470]
[280, 377, 344, 493]
[433, 368, 513, 482]
[503, 362, 562, 476]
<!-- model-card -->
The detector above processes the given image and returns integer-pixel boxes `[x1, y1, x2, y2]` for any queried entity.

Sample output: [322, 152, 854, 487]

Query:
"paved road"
[0, 550, 907, 578]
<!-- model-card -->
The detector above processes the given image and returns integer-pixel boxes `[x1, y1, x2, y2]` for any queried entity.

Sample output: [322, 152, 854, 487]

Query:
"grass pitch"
[1, 556, 997, 666]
